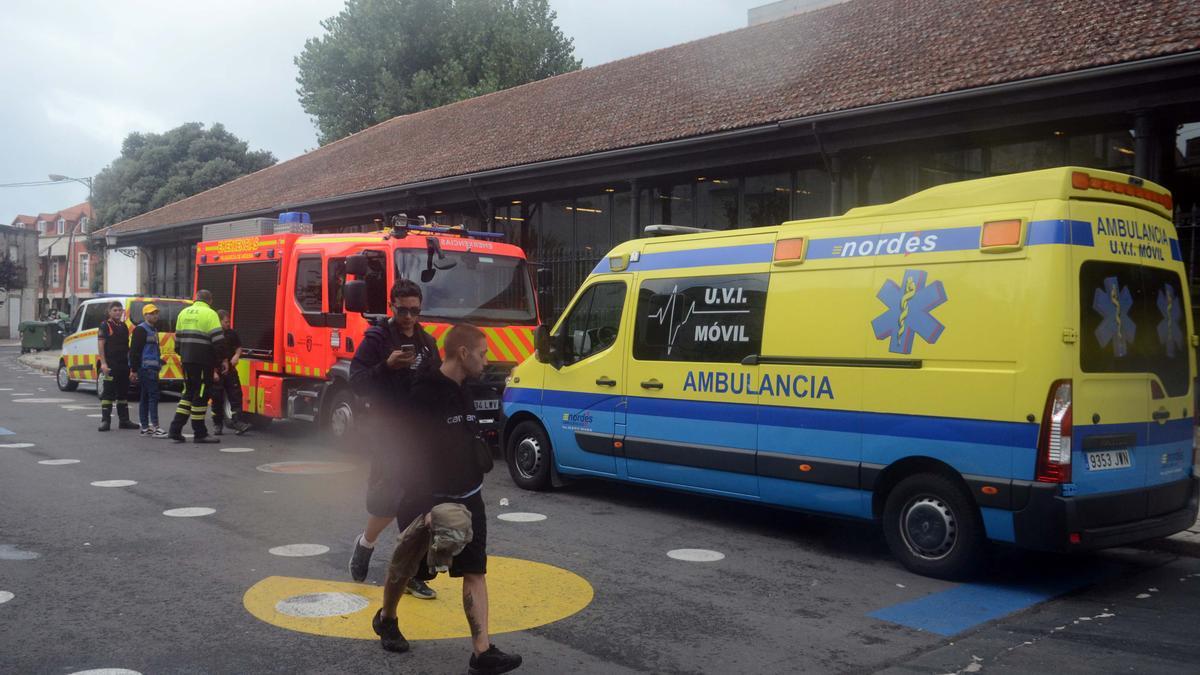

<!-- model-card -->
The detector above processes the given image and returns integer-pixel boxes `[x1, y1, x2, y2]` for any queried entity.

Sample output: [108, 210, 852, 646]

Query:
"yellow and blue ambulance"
[502, 167, 1197, 579]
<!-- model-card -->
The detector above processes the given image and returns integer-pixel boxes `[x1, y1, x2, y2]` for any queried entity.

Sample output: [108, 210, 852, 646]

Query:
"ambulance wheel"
[323, 387, 357, 441]
[57, 362, 78, 391]
[882, 473, 985, 580]
[507, 420, 552, 491]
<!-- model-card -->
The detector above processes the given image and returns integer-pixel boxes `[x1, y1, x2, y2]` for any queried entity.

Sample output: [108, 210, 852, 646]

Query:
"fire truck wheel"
[323, 387, 357, 441]
[57, 362, 78, 391]
[242, 413, 273, 431]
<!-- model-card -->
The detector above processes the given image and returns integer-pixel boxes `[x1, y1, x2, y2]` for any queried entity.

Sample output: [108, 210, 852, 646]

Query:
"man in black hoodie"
[372, 324, 522, 675]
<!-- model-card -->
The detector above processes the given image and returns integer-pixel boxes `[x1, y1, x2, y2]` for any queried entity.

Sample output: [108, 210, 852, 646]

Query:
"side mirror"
[346, 254, 368, 277]
[344, 280, 368, 313]
[536, 266, 553, 288]
[537, 289, 555, 324]
[534, 324, 562, 368]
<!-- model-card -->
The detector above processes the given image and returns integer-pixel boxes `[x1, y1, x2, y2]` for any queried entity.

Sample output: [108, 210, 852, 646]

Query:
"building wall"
[0, 226, 39, 338]
[105, 247, 141, 295]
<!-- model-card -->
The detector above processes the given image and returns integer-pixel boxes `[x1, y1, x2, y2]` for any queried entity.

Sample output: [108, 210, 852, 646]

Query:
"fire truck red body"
[193, 221, 540, 439]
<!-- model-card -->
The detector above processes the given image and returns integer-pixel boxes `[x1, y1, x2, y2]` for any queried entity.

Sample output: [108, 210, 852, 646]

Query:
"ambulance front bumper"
[1011, 476, 1199, 552]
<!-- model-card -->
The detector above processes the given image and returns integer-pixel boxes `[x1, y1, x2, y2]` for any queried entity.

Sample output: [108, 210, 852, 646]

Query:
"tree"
[92, 123, 276, 227]
[296, 0, 582, 145]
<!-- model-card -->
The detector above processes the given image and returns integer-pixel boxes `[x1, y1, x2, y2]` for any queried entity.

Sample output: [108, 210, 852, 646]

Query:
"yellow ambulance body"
[502, 167, 1197, 578]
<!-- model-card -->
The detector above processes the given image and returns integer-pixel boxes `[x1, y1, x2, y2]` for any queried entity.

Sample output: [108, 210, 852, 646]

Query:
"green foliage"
[296, 0, 581, 145]
[0, 256, 24, 290]
[92, 123, 276, 227]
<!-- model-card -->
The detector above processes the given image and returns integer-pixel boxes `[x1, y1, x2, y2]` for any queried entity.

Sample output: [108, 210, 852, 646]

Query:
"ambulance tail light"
[1036, 379, 1073, 483]
[980, 219, 1023, 252]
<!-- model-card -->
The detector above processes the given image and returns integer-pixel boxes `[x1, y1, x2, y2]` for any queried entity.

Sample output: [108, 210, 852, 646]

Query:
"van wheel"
[506, 421, 553, 491]
[57, 362, 78, 391]
[323, 387, 357, 441]
[882, 473, 985, 580]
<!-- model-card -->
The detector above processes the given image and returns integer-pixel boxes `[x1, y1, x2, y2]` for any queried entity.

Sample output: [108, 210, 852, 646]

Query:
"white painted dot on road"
[275, 592, 369, 618]
[14, 398, 74, 403]
[66, 670, 143, 675]
[269, 544, 330, 557]
[91, 480, 138, 488]
[163, 507, 215, 517]
[0, 545, 39, 560]
[667, 548, 726, 562]
[256, 461, 355, 475]
[498, 512, 547, 523]
[0, 591, 13, 604]
[0, 443, 35, 449]
[38, 459, 80, 466]
[1136, 593, 1151, 599]
[220, 447, 255, 453]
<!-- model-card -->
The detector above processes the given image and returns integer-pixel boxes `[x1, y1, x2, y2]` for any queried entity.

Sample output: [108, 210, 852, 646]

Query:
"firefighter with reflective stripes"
[167, 289, 225, 444]
[97, 301, 138, 432]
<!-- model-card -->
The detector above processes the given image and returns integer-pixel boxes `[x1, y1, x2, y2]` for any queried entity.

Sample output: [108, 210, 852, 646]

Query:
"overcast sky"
[0, 0, 769, 222]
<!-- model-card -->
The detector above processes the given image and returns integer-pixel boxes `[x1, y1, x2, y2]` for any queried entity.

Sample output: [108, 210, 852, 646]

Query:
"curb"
[17, 353, 58, 374]
[1133, 522, 1200, 558]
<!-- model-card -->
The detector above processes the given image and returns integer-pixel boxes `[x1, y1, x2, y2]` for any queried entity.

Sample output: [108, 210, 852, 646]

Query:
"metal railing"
[1177, 206, 1199, 288]
[531, 248, 603, 318]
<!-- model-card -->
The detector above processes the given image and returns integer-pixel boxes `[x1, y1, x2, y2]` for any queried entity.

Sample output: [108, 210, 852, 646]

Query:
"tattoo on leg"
[463, 590, 483, 639]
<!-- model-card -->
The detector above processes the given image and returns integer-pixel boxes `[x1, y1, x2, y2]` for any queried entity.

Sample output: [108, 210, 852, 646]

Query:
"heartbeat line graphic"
[648, 285, 696, 355]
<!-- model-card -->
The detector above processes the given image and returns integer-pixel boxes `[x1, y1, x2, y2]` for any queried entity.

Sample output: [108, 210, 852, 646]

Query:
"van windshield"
[395, 250, 536, 326]
[1080, 261, 1189, 397]
[128, 300, 190, 333]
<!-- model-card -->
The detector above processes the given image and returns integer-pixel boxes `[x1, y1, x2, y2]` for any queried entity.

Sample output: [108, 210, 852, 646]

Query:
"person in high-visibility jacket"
[167, 289, 225, 444]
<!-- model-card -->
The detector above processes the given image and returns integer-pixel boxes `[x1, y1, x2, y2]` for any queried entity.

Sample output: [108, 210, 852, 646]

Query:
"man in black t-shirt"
[209, 309, 249, 436]
[97, 301, 138, 432]
[346, 280, 440, 598]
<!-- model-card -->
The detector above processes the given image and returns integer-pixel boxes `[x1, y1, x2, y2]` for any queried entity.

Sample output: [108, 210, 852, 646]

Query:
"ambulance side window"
[633, 274, 768, 363]
[557, 281, 626, 365]
[294, 256, 323, 313]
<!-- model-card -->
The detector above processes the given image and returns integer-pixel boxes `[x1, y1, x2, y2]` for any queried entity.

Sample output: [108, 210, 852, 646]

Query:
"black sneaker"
[372, 609, 409, 653]
[193, 436, 219, 444]
[117, 420, 139, 430]
[231, 420, 251, 435]
[469, 644, 522, 675]
[405, 578, 437, 600]
[213, 421, 224, 436]
[349, 535, 373, 582]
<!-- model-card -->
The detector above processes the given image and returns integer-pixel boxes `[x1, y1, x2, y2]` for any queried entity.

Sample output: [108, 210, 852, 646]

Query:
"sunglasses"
[393, 307, 421, 316]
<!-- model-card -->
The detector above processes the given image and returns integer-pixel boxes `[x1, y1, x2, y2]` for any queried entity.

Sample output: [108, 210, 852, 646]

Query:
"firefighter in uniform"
[167, 289, 225, 444]
[97, 301, 139, 432]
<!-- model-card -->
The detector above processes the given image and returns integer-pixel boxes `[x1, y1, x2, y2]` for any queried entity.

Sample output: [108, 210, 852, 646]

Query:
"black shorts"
[442, 489, 487, 577]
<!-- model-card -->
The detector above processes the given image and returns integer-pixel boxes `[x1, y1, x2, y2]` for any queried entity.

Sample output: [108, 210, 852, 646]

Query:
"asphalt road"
[2, 343, 1199, 674]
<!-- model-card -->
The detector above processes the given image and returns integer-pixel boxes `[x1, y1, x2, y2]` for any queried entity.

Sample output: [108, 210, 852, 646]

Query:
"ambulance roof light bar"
[389, 214, 504, 240]
[644, 224, 715, 237]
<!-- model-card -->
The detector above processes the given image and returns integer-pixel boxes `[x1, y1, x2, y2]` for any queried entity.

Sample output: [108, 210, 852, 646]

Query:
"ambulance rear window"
[1080, 261, 1189, 397]
[128, 300, 189, 333]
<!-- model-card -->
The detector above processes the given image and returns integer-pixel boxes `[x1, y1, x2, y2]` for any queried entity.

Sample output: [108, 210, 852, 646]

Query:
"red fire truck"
[193, 216, 542, 440]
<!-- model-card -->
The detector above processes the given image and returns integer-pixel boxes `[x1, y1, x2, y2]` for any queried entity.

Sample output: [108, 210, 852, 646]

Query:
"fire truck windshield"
[395, 249, 536, 326]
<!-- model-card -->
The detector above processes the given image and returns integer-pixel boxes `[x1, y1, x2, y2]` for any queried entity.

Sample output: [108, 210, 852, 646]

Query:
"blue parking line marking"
[869, 562, 1125, 636]
[0, 427, 14, 436]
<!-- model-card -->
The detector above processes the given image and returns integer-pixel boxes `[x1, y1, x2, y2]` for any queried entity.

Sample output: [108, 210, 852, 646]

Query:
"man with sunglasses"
[348, 280, 441, 599]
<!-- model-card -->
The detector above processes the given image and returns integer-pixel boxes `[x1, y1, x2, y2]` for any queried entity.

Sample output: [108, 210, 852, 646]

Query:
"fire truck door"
[286, 252, 332, 377]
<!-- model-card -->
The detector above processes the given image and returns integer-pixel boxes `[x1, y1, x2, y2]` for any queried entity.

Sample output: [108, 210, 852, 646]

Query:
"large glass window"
[744, 173, 790, 228]
[294, 256, 323, 312]
[396, 250, 536, 326]
[573, 195, 610, 258]
[1080, 261, 1189, 396]
[634, 274, 768, 363]
[653, 184, 694, 227]
[794, 168, 830, 220]
[540, 199, 574, 252]
[698, 178, 738, 230]
[557, 281, 626, 364]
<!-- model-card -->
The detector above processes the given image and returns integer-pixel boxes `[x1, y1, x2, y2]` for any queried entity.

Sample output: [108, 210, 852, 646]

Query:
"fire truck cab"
[194, 215, 541, 441]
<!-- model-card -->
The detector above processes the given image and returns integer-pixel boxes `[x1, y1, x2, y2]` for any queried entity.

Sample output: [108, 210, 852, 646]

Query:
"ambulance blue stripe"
[626, 243, 775, 272]
[805, 226, 979, 259]
[509, 388, 1037, 448]
[1026, 219, 1094, 246]
[1170, 238, 1183, 261]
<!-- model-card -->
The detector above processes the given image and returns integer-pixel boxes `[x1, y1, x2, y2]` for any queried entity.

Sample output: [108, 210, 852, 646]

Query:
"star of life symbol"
[872, 270, 947, 354]
[1158, 283, 1184, 359]
[1093, 276, 1136, 357]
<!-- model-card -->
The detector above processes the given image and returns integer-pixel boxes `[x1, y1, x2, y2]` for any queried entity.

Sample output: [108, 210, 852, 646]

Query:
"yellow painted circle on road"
[243, 556, 592, 640]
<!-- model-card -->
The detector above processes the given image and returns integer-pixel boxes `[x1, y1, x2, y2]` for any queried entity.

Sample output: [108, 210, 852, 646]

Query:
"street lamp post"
[48, 174, 93, 314]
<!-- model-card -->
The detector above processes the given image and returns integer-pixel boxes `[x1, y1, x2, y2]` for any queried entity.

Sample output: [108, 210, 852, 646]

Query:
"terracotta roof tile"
[110, 0, 1200, 235]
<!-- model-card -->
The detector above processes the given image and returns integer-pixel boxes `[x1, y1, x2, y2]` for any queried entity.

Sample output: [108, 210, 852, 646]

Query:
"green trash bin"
[19, 321, 55, 353]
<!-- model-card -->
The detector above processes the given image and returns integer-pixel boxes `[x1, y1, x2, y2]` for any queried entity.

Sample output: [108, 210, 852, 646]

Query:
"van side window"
[558, 281, 627, 364]
[633, 274, 768, 363]
[328, 258, 346, 314]
[294, 256, 323, 312]
[81, 302, 108, 331]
